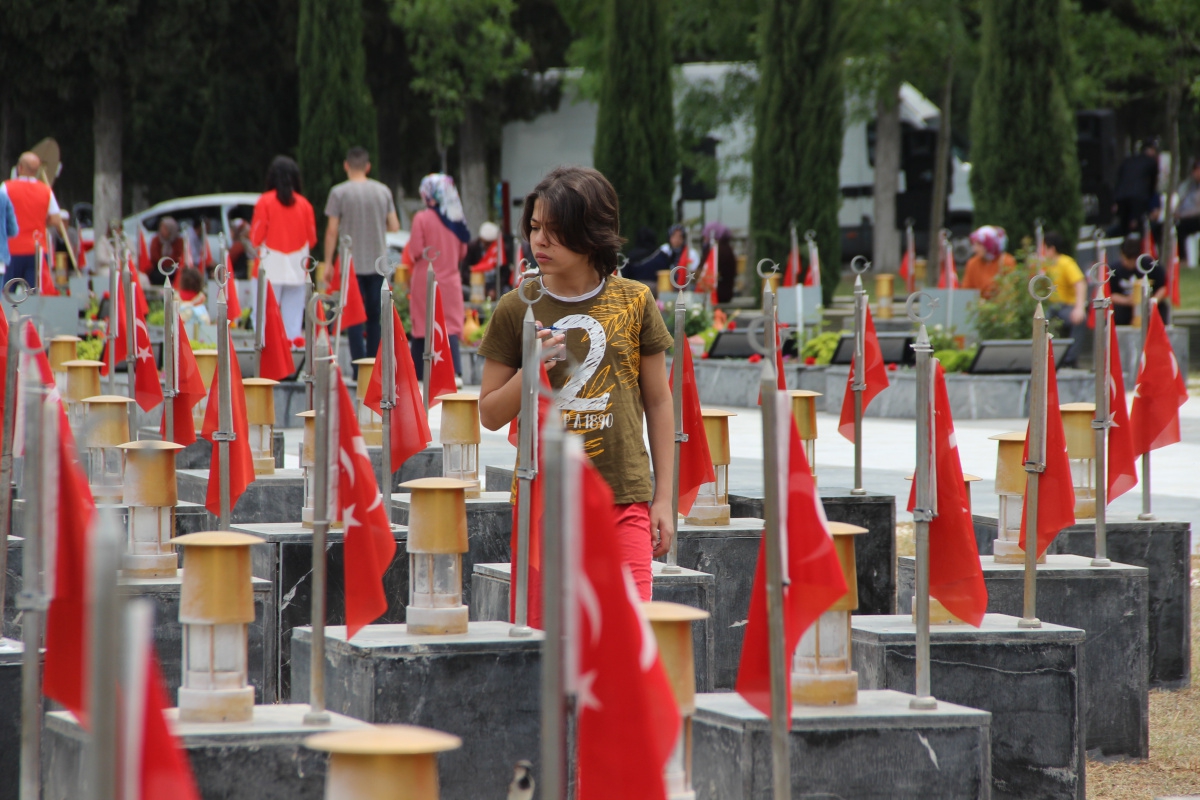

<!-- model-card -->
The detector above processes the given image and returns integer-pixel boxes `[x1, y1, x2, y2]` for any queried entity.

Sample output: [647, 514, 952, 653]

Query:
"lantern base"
[253, 456, 276, 476]
[911, 596, 967, 626]
[362, 428, 383, 447]
[178, 685, 255, 724]
[682, 503, 731, 527]
[1073, 491, 1096, 520]
[406, 605, 469, 636]
[791, 671, 859, 706]
[90, 484, 123, 504]
[121, 552, 179, 579]
[992, 538, 1045, 565]
[300, 508, 344, 530]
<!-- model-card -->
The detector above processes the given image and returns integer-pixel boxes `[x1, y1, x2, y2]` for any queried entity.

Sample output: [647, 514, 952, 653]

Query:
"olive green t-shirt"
[477, 276, 673, 503]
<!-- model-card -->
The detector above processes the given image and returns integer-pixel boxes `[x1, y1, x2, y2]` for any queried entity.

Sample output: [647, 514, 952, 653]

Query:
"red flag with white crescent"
[1130, 303, 1188, 455]
[365, 306, 432, 468]
[1019, 342, 1075, 557]
[1106, 315, 1138, 500]
[838, 306, 890, 442]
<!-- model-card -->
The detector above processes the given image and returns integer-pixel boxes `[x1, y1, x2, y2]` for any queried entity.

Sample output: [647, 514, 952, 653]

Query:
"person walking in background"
[1110, 234, 1169, 326]
[250, 155, 317, 339]
[700, 222, 736, 304]
[323, 147, 400, 364]
[4, 152, 61, 290]
[1173, 158, 1200, 246]
[408, 173, 469, 379]
[145, 216, 185, 285]
[1112, 140, 1161, 235]
[0, 184, 17, 281]
[624, 226, 671, 289]
[962, 225, 1015, 299]
[226, 219, 256, 279]
[1043, 231, 1088, 367]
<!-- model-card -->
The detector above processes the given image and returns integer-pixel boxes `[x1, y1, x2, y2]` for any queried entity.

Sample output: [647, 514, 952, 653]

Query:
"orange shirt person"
[962, 225, 1014, 299]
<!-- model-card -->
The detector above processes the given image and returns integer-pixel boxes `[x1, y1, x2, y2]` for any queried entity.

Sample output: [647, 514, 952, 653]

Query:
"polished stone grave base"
[470, 559, 717, 692]
[229, 521, 409, 701]
[853, 614, 1085, 800]
[121, 572, 276, 704]
[369, 445, 445, 493]
[0, 639, 21, 800]
[693, 689, 992, 800]
[973, 513, 1191, 689]
[899, 554, 1149, 758]
[11, 499, 208, 545]
[292, 621, 542, 800]
[177, 468, 304, 525]
[43, 704, 368, 800]
[391, 492, 510, 607]
[730, 488, 897, 616]
[175, 429, 285, 471]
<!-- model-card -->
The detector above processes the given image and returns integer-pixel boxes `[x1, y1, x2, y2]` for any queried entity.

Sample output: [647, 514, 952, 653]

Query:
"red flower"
[886, 363, 898, 371]
[804, 356, 816, 366]
[727, 320, 737, 331]
[748, 353, 762, 363]
[700, 351, 710, 359]
[291, 336, 306, 349]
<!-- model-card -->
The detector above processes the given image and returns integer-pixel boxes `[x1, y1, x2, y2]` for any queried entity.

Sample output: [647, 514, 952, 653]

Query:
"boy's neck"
[543, 270, 603, 299]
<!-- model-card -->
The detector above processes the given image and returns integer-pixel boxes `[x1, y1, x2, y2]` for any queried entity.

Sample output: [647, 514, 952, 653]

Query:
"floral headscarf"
[419, 173, 470, 243]
[969, 225, 1008, 261]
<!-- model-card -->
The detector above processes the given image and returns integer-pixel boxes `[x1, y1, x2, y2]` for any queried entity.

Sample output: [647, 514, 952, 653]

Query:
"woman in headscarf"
[250, 156, 317, 339]
[962, 225, 1014, 300]
[408, 173, 469, 377]
[146, 216, 184, 286]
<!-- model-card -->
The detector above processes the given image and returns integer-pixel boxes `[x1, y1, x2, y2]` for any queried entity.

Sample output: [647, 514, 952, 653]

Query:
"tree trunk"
[93, 83, 123, 237]
[927, 53, 954, 270]
[0, 94, 13, 180]
[458, 102, 488, 231]
[872, 90, 902, 273]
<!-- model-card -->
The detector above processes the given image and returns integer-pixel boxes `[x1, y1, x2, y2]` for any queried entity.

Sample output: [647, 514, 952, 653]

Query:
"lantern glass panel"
[128, 506, 173, 554]
[249, 423, 272, 461]
[409, 553, 462, 609]
[663, 719, 689, 795]
[793, 610, 851, 674]
[442, 443, 477, 483]
[89, 447, 124, 494]
[183, 622, 248, 691]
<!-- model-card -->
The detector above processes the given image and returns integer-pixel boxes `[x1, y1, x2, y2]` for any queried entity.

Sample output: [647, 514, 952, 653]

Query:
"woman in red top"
[250, 156, 317, 339]
[407, 173, 469, 378]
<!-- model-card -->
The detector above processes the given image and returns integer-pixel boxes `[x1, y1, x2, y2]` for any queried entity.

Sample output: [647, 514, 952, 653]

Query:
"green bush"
[801, 331, 841, 365]
[147, 309, 165, 326]
[76, 338, 105, 361]
[934, 347, 977, 373]
[969, 257, 1038, 340]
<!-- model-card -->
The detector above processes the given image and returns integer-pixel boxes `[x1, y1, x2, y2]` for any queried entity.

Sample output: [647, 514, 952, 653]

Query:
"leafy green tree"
[750, 0, 851, 303]
[970, 0, 1081, 253]
[593, 0, 676, 243]
[297, 0, 379, 221]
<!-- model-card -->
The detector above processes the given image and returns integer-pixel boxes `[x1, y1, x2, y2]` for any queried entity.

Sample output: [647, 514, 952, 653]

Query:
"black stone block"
[853, 614, 1086, 800]
[368, 445, 446, 494]
[174, 430, 285, 471]
[0, 640, 21, 800]
[898, 554, 1150, 758]
[3, 537, 20, 640]
[292, 622, 542, 800]
[176, 469, 304, 525]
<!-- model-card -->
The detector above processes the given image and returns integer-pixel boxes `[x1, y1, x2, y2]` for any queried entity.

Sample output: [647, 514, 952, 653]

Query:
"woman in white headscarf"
[407, 173, 469, 377]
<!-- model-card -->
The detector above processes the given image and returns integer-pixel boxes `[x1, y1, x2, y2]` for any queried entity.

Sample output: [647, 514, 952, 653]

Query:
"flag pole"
[375, 256, 396, 520]
[121, 235, 139, 437]
[754, 291, 791, 800]
[1021, 277, 1053, 629]
[334, 234, 354, 361]
[905, 219, 916, 294]
[539, 398, 570, 800]
[511, 271, 545, 638]
[304, 300, 337, 726]
[421, 247, 440, 411]
[805, 230, 823, 330]
[302, 255, 319, 411]
[107, 227, 120, 394]
[665, 264, 693, 574]
[1089, 243, 1112, 567]
[255, 240, 269, 378]
[850, 256, 871, 495]
[906, 291, 939, 709]
[0, 285, 28, 629]
[790, 223, 804, 339]
[86, 508, 125, 800]
[214, 266, 234, 529]
[160, 258, 179, 445]
[1135, 254, 1156, 520]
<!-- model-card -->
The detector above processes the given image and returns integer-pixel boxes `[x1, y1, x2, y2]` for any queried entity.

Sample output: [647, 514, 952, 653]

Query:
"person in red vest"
[4, 152, 62, 290]
[250, 156, 317, 339]
[146, 216, 186, 285]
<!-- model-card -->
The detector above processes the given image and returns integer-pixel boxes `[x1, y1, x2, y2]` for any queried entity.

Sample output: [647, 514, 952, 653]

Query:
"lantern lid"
[699, 408, 738, 418]
[170, 531, 265, 548]
[296, 410, 316, 419]
[305, 725, 461, 756]
[789, 390, 823, 399]
[118, 440, 185, 452]
[437, 392, 479, 403]
[399, 477, 474, 492]
[963, 473, 982, 482]
[242, 377, 280, 388]
[642, 600, 709, 623]
[352, 358, 376, 366]
[63, 359, 105, 368]
[82, 395, 136, 405]
[988, 431, 1026, 442]
[1059, 402, 1095, 413]
[51, 335, 82, 343]
[826, 521, 869, 536]
[193, 349, 218, 358]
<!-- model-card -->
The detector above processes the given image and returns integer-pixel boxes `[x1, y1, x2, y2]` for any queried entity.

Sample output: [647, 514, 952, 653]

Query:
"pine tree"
[297, 0, 379, 221]
[750, 0, 848, 303]
[970, 0, 1081, 253]
[593, 0, 676, 245]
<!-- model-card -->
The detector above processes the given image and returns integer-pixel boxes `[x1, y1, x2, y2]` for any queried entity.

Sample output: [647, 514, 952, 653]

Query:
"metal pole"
[1090, 253, 1112, 567]
[214, 271, 233, 528]
[1138, 259, 1155, 520]
[86, 508, 124, 800]
[161, 260, 178, 445]
[850, 257, 870, 495]
[665, 267, 688, 573]
[1020, 289, 1049, 629]
[255, 253, 268, 378]
[334, 235, 353, 360]
[107, 229, 120, 394]
[303, 256, 318, 411]
[0, 294, 25, 628]
[511, 302, 539, 637]
[539, 414, 569, 800]
[422, 258, 437, 410]
[304, 328, 335, 726]
[378, 259, 396, 522]
[910, 318, 937, 709]
[759, 355, 791, 800]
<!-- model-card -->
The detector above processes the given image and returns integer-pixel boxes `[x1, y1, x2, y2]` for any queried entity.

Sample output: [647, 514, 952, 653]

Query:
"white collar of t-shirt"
[544, 278, 606, 303]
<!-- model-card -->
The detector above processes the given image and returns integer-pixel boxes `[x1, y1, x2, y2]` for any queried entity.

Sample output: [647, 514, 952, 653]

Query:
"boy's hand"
[535, 325, 565, 368]
[649, 498, 674, 557]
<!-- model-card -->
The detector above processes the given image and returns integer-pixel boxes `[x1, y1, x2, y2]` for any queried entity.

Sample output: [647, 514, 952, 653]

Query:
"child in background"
[176, 267, 210, 325]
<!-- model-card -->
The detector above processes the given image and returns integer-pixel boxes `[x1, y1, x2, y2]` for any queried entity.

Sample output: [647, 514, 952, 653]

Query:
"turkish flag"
[332, 255, 367, 328]
[334, 371, 397, 637]
[472, 240, 500, 273]
[1019, 341, 1075, 558]
[1087, 271, 1111, 330]
[201, 333, 255, 516]
[701, 242, 719, 305]
[838, 306, 890, 442]
[669, 342, 714, 515]
[428, 286, 457, 406]
[138, 227, 151, 274]
[0, 311, 8, 425]
[1130, 303, 1188, 455]
[40, 247, 59, 295]
[803, 240, 821, 291]
[574, 459, 680, 800]
[259, 282, 295, 381]
[1168, 238, 1182, 308]
[906, 363, 987, 625]
[223, 251, 242, 323]
[937, 243, 959, 289]
[101, 275, 164, 412]
[509, 363, 552, 628]
[160, 316, 206, 447]
[756, 323, 788, 406]
[1142, 224, 1158, 261]
[132, 650, 201, 800]
[736, 392, 847, 720]
[783, 244, 801, 287]
[365, 306, 432, 468]
[1106, 316, 1138, 500]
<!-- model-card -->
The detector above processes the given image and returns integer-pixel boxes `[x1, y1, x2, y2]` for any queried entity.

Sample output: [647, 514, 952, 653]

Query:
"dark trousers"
[347, 273, 385, 369]
[410, 336, 462, 378]
[1049, 304, 1087, 367]
[5, 255, 36, 291]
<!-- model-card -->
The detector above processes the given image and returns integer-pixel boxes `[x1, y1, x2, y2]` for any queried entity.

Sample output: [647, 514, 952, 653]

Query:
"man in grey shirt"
[324, 146, 401, 365]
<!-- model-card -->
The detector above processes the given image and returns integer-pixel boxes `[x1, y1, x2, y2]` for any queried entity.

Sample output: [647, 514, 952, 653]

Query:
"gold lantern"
[120, 440, 184, 578]
[643, 601, 709, 800]
[171, 531, 264, 723]
[242, 377, 278, 475]
[989, 431, 1038, 564]
[1060, 402, 1097, 519]
[657, 270, 672, 295]
[305, 725, 462, 800]
[791, 521, 868, 706]
[352, 358, 384, 447]
[193, 350, 219, 431]
[297, 410, 339, 530]
[684, 409, 737, 526]
[62, 359, 104, 431]
[438, 393, 481, 498]
[469, 270, 486, 304]
[82, 395, 136, 502]
[48, 336, 81, 393]
[874, 274, 895, 320]
[962, 473, 982, 514]
[766, 273, 782, 294]
[402, 478, 471, 635]
[789, 390, 822, 479]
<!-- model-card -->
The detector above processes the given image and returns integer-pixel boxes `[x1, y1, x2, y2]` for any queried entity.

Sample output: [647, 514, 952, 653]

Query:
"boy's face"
[529, 199, 590, 277]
